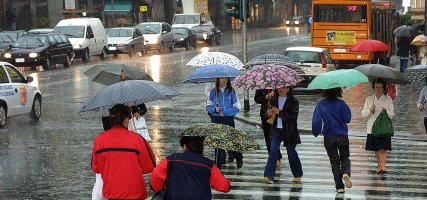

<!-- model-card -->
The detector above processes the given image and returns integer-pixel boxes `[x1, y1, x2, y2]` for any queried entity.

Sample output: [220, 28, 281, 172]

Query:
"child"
[128, 103, 151, 142]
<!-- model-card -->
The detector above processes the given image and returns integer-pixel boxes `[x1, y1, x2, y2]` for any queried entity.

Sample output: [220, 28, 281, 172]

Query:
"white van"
[54, 18, 107, 62]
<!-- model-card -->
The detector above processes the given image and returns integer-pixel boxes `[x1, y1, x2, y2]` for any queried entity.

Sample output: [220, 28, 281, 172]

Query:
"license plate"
[108, 46, 116, 51]
[15, 58, 25, 63]
[333, 48, 347, 53]
[301, 66, 311, 72]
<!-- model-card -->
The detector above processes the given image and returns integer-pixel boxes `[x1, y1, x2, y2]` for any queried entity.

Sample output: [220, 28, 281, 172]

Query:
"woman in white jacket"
[361, 78, 395, 174]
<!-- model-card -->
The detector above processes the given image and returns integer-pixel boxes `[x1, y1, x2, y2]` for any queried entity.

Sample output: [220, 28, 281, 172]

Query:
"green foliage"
[398, 13, 415, 26]
[37, 17, 50, 28]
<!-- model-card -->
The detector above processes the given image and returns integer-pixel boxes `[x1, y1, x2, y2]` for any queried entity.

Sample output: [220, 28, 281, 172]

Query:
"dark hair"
[371, 78, 387, 95]
[323, 87, 343, 101]
[109, 104, 131, 125]
[131, 103, 147, 115]
[274, 86, 294, 97]
[215, 78, 235, 95]
[179, 136, 205, 155]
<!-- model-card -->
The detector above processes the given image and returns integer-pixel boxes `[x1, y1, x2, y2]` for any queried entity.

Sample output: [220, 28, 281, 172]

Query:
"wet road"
[1, 26, 427, 199]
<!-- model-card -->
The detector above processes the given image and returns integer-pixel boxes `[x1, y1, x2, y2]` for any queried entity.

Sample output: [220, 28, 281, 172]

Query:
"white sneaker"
[343, 174, 352, 188]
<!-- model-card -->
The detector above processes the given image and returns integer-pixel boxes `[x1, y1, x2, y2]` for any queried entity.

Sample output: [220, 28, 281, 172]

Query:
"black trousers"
[324, 134, 351, 190]
[424, 118, 427, 134]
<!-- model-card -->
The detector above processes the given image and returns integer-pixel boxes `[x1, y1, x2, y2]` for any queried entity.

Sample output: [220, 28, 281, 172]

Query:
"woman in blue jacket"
[206, 78, 242, 169]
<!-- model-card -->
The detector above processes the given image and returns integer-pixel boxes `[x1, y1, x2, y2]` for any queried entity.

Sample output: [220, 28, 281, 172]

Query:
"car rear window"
[287, 51, 320, 63]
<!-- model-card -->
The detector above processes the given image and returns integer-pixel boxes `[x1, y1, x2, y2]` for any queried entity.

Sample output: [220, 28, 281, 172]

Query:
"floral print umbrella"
[404, 65, 427, 89]
[181, 123, 260, 151]
[232, 64, 304, 90]
[186, 52, 244, 70]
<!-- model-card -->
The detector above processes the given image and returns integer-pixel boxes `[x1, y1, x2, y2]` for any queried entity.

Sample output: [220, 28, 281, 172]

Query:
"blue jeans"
[264, 127, 303, 180]
[324, 134, 351, 190]
[400, 58, 408, 73]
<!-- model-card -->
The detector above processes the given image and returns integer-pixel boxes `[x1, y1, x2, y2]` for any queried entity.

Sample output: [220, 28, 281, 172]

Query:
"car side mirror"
[27, 76, 33, 83]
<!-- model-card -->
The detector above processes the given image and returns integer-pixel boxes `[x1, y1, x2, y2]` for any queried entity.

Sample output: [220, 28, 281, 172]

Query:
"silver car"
[137, 22, 174, 53]
[106, 27, 145, 57]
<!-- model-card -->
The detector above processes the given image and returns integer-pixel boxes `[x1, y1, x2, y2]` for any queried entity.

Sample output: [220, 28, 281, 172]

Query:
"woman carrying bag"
[361, 78, 395, 174]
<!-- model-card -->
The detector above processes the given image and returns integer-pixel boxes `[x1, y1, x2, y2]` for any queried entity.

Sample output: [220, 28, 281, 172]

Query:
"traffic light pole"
[242, 0, 250, 112]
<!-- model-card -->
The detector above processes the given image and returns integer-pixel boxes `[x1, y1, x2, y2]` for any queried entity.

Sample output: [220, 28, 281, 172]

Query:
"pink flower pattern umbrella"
[232, 64, 304, 90]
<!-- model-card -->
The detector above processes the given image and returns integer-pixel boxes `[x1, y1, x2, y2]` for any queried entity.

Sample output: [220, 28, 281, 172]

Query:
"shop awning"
[104, 0, 132, 14]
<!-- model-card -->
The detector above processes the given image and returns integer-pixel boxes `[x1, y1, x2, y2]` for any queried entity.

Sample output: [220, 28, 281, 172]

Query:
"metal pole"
[111, 0, 116, 26]
[425, 0, 427, 37]
[242, 0, 250, 112]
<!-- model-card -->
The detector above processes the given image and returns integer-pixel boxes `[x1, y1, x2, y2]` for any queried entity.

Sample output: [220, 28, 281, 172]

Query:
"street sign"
[140, 6, 147, 12]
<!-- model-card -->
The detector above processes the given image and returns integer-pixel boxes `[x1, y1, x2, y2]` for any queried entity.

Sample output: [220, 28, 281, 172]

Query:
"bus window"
[314, 4, 367, 23]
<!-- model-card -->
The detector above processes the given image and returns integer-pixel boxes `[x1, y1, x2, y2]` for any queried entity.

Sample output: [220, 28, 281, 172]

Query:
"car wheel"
[63, 55, 71, 68]
[100, 48, 107, 60]
[0, 105, 6, 128]
[43, 58, 51, 70]
[169, 41, 175, 52]
[30, 96, 41, 121]
[82, 49, 89, 63]
[185, 40, 190, 51]
[128, 47, 135, 57]
[193, 40, 197, 49]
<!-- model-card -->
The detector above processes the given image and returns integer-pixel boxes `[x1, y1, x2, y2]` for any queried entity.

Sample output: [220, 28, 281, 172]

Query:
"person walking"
[396, 37, 411, 72]
[307, 15, 312, 34]
[312, 87, 352, 193]
[254, 89, 282, 167]
[91, 104, 156, 200]
[206, 77, 242, 169]
[150, 136, 231, 199]
[362, 79, 395, 174]
[417, 77, 427, 134]
[128, 103, 151, 142]
[263, 86, 303, 184]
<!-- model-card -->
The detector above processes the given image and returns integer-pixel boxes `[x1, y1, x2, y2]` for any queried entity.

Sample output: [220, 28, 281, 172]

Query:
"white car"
[284, 46, 336, 88]
[136, 22, 174, 53]
[0, 62, 41, 127]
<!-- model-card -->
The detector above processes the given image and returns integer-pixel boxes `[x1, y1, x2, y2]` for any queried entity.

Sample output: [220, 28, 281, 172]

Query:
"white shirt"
[128, 116, 151, 142]
[361, 94, 395, 134]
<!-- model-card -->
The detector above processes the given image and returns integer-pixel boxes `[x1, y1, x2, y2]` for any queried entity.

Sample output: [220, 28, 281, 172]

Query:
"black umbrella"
[84, 63, 152, 85]
[354, 64, 409, 84]
[393, 25, 417, 38]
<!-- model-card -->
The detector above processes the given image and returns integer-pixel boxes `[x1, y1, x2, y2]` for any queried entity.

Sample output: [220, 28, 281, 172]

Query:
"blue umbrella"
[183, 64, 241, 84]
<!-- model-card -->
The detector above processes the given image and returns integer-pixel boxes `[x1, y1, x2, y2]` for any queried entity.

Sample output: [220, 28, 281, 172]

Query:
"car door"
[133, 29, 145, 51]
[86, 26, 97, 56]
[48, 35, 61, 64]
[164, 23, 174, 46]
[4, 64, 28, 114]
[53, 34, 67, 62]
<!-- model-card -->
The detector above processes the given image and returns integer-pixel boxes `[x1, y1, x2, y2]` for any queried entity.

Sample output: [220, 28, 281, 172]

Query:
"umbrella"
[246, 54, 291, 66]
[411, 35, 426, 46]
[80, 80, 181, 112]
[84, 63, 152, 85]
[186, 52, 244, 70]
[404, 65, 427, 89]
[232, 64, 304, 90]
[181, 123, 260, 151]
[354, 64, 409, 84]
[350, 39, 389, 52]
[307, 69, 369, 90]
[393, 25, 417, 38]
[183, 64, 241, 84]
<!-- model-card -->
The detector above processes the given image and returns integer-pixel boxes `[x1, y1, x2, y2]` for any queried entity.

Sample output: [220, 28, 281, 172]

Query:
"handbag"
[371, 110, 394, 137]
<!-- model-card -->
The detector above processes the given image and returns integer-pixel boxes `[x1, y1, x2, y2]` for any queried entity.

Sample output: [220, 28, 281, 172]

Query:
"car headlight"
[4, 53, 11, 58]
[286, 21, 290, 24]
[73, 44, 81, 49]
[29, 53, 38, 58]
[295, 21, 300, 24]
[203, 33, 208, 40]
[179, 38, 184, 41]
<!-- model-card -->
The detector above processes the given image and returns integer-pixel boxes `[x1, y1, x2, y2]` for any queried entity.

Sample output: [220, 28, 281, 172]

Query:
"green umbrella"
[307, 69, 369, 90]
[181, 123, 260, 151]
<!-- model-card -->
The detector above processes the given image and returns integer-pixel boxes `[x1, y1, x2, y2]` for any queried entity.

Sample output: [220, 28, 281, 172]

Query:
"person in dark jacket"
[150, 136, 231, 200]
[254, 89, 282, 167]
[396, 37, 411, 72]
[263, 86, 303, 184]
[312, 88, 352, 193]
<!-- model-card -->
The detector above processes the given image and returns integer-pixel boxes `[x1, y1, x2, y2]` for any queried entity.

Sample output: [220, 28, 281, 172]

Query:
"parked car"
[136, 22, 174, 53]
[2, 33, 74, 70]
[106, 27, 145, 57]
[284, 46, 336, 88]
[0, 30, 27, 42]
[172, 27, 197, 50]
[0, 62, 42, 127]
[28, 29, 54, 34]
[0, 35, 14, 53]
[191, 25, 221, 46]
[54, 18, 107, 62]
[285, 16, 305, 27]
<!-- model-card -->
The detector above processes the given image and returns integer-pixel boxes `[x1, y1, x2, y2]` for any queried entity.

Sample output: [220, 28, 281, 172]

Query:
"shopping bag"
[371, 110, 394, 137]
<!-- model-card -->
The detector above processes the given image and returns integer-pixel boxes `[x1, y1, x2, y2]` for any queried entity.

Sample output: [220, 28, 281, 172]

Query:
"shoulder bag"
[371, 110, 394, 137]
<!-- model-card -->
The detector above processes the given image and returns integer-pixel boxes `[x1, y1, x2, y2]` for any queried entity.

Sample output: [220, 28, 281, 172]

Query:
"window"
[59, 35, 71, 44]
[0, 66, 9, 83]
[87, 26, 94, 38]
[53, 35, 64, 44]
[314, 4, 367, 23]
[54, 26, 86, 38]
[4, 65, 25, 83]
[49, 35, 58, 45]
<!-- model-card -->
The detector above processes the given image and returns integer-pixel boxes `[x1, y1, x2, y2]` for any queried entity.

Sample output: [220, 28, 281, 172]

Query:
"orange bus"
[311, 0, 397, 64]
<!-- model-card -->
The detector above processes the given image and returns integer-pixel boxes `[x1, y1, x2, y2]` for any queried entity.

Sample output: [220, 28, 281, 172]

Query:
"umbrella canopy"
[183, 64, 241, 84]
[80, 80, 181, 112]
[307, 69, 369, 90]
[246, 54, 291, 66]
[411, 35, 426, 46]
[393, 25, 417, 38]
[232, 64, 304, 90]
[181, 123, 260, 151]
[84, 63, 152, 85]
[354, 64, 409, 84]
[350, 39, 389, 52]
[404, 65, 427, 89]
[186, 52, 244, 70]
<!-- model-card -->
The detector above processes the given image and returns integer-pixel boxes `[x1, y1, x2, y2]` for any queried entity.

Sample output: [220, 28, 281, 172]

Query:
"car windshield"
[107, 29, 132, 37]
[191, 25, 212, 33]
[287, 51, 320, 63]
[137, 24, 161, 34]
[54, 26, 85, 38]
[172, 28, 187, 35]
[14, 35, 48, 47]
[0, 32, 18, 41]
[173, 15, 200, 24]
[292, 16, 303, 20]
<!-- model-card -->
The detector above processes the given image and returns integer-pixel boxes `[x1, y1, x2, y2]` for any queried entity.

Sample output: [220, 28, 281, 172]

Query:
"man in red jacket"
[92, 104, 156, 199]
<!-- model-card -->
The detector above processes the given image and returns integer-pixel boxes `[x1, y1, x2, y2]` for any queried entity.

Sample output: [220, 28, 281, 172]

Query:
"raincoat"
[206, 87, 241, 117]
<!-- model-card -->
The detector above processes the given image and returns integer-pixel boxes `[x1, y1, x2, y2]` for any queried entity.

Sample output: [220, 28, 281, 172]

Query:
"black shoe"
[228, 157, 235, 163]
[236, 160, 243, 168]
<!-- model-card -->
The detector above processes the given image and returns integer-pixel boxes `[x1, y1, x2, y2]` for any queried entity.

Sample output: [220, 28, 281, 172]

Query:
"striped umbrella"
[80, 80, 180, 112]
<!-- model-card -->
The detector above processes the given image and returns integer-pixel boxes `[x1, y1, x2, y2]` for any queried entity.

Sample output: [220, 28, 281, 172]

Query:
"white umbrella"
[186, 52, 244, 70]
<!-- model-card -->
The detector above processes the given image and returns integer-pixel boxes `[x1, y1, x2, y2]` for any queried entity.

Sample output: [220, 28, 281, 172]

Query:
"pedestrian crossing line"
[211, 189, 377, 199]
